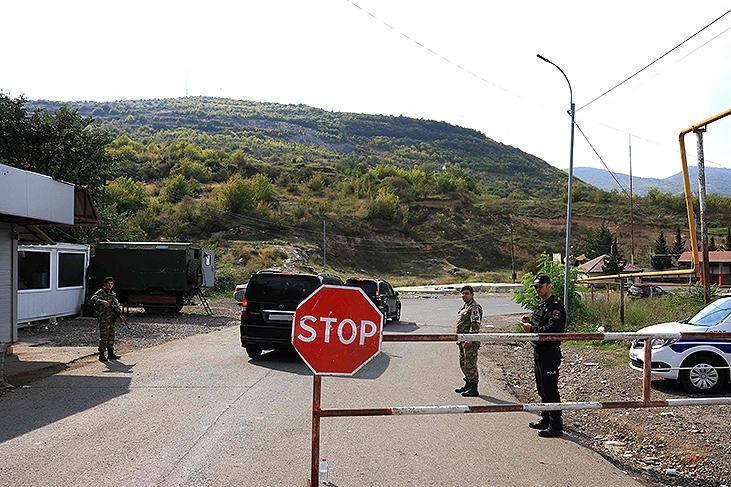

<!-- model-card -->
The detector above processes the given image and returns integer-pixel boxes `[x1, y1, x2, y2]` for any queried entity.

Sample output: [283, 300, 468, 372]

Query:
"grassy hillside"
[26, 97, 731, 287]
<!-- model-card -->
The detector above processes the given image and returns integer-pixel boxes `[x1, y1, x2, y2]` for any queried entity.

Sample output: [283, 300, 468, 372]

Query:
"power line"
[578, 8, 731, 112]
[344, 0, 546, 108]
[574, 121, 630, 198]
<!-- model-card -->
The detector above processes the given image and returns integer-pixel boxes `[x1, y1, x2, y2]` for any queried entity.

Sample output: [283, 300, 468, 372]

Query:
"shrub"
[104, 177, 149, 213]
[367, 187, 400, 221]
[217, 173, 274, 214]
[171, 158, 213, 182]
[160, 175, 194, 203]
[513, 253, 585, 327]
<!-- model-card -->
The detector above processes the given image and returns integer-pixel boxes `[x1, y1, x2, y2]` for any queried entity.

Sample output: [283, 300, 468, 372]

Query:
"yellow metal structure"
[583, 107, 731, 281]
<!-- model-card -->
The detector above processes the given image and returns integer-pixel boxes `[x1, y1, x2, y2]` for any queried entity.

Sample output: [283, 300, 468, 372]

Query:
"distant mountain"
[573, 166, 731, 196]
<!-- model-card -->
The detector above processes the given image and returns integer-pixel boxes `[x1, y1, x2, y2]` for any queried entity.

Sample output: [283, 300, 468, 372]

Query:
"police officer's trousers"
[534, 349, 562, 428]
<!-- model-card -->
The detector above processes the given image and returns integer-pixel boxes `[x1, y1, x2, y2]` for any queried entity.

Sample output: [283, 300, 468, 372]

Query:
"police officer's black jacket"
[529, 294, 566, 352]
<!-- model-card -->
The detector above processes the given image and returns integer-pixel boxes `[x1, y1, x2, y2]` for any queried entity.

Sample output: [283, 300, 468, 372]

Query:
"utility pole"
[696, 127, 710, 305]
[508, 215, 516, 284]
[536, 53, 575, 314]
[322, 219, 327, 272]
[629, 134, 635, 265]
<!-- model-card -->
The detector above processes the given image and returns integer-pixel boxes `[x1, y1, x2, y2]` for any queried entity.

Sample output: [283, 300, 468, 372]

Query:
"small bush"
[104, 177, 149, 213]
[367, 187, 400, 221]
[217, 173, 274, 214]
[161, 175, 195, 203]
[171, 158, 213, 182]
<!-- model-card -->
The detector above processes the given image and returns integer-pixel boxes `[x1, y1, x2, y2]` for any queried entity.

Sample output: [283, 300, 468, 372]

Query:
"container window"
[59, 253, 85, 288]
[18, 251, 50, 290]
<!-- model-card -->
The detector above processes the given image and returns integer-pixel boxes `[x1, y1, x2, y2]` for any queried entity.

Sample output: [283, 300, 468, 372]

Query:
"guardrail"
[308, 331, 731, 486]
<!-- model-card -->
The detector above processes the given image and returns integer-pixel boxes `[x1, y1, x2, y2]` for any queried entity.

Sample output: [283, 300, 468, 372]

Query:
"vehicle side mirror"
[395, 291, 399, 296]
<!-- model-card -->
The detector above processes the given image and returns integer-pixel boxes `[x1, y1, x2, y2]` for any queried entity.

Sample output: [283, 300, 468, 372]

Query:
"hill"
[574, 166, 731, 196]
[30, 97, 574, 197]
[19, 96, 730, 288]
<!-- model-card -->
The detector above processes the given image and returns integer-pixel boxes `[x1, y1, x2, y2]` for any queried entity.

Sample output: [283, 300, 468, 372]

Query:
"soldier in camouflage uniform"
[90, 277, 122, 362]
[521, 273, 566, 438]
[454, 285, 483, 397]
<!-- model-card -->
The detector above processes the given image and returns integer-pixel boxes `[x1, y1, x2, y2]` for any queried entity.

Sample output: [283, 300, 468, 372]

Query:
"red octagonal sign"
[292, 285, 384, 375]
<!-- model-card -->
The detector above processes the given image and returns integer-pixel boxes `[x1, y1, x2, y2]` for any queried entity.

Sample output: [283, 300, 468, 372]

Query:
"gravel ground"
[482, 314, 731, 487]
[17, 298, 240, 352]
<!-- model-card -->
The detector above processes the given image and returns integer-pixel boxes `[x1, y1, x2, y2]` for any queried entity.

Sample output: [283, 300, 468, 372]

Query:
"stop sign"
[292, 285, 384, 375]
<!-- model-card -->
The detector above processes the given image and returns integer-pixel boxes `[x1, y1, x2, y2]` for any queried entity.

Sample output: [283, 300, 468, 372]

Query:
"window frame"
[18, 250, 52, 293]
[57, 251, 86, 289]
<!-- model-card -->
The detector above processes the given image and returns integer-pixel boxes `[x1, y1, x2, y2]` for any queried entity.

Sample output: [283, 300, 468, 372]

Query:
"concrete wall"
[0, 223, 17, 343]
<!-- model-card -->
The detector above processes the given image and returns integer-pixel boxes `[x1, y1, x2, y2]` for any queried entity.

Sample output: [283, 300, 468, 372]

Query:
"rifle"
[112, 304, 130, 330]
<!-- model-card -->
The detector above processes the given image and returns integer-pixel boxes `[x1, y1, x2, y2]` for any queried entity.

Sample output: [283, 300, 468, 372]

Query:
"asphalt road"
[0, 296, 644, 486]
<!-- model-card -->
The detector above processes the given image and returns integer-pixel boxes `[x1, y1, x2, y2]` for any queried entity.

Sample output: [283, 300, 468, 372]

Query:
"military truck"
[90, 242, 215, 314]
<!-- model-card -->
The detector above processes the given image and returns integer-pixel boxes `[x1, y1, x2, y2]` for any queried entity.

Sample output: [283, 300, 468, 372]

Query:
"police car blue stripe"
[670, 341, 731, 353]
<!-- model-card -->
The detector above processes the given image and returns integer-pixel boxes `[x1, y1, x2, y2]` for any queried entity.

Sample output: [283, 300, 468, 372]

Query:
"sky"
[3, 0, 731, 180]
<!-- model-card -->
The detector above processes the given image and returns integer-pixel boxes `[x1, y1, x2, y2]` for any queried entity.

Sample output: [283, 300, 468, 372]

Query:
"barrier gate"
[308, 330, 731, 486]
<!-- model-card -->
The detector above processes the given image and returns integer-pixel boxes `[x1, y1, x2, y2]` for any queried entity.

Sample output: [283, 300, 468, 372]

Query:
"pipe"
[582, 107, 731, 282]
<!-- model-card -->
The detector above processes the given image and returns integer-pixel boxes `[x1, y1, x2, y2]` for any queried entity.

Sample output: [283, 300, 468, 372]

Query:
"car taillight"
[375, 290, 380, 297]
[241, 297, 247, 321]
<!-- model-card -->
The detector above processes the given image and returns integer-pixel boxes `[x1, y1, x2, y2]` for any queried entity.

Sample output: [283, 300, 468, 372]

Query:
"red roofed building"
[578, 254, 642, 279]
[678, 250, 731, 286]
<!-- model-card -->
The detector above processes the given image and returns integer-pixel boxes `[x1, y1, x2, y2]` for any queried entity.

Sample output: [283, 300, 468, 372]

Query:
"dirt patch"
[481, 316, 731, 487]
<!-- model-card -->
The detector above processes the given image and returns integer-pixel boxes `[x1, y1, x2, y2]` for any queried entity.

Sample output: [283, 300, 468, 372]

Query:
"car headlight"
[651, 339, 677, 349]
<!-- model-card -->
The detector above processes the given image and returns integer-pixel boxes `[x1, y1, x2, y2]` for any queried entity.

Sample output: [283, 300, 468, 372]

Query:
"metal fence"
[308, 330, 731, 486]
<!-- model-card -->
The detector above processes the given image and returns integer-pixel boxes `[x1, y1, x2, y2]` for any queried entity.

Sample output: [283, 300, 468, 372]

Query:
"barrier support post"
[642, 338, 652, 405]
[310, 375, 322, 487]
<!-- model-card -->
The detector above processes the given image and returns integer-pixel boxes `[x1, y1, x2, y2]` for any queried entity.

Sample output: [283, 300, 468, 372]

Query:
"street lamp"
[537, 53, 576, 315]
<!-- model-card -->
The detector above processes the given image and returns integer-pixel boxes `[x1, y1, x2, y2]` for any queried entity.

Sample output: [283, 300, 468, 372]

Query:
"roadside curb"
[395, 282, 522, 295]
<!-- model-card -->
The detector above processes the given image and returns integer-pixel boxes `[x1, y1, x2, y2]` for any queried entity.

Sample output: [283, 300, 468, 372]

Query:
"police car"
[629, 297, 731, 395]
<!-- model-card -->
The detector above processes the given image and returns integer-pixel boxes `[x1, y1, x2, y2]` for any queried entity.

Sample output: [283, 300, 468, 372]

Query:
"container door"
[202, 250, 215, 288]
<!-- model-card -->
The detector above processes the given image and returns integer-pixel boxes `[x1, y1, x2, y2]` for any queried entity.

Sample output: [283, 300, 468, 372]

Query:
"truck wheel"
[680, 354, 728, 395]
[245, 346, 263, 359]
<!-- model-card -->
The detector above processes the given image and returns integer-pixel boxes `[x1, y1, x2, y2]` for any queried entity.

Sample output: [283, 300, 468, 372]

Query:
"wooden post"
[310, 375, 322, 486]
[619, 279, 625, 328]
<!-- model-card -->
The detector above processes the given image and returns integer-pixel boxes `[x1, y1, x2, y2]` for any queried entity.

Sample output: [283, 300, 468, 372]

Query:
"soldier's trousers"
[534, 349, 562, 427]
[458, 342, 480, 382]
[98, 317, 116, 354]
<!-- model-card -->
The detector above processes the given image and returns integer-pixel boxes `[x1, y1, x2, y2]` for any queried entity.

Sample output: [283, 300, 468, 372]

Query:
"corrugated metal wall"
[0, 223, 14, 343]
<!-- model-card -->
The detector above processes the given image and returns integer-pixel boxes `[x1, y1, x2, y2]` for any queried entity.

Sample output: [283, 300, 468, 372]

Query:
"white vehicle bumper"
[629, 345, 679, 380]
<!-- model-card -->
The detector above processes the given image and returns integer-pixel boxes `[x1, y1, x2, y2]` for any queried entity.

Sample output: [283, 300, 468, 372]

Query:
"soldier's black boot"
[538, 418, 563, 438]
[455, 380, 470, 393]
[99, 351, 107, 362]
[461, 381, 479, 397]
[107, 348, 121, 360]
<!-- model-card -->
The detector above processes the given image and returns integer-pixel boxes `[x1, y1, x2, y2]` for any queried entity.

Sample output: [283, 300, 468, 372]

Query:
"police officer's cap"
[103, 276, 115, 283]
[532, 274, 550, 287]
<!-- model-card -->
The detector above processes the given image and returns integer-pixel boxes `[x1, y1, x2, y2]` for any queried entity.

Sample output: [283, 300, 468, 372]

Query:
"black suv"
[344, 278, 401, 322]
[240, 271, 343, 358]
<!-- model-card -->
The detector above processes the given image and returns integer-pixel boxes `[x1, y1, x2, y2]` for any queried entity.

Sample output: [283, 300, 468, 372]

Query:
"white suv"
[629, 297, 731, 395]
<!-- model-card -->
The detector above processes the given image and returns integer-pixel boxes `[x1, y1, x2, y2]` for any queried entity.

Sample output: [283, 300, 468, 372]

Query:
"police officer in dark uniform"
[521, 274, 566, 438]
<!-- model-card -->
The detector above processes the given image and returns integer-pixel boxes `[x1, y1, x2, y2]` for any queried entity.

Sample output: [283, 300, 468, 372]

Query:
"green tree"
[585, 222, 614, 259]
[671, 225, 686, 257]
[651, 232, 672, 269]
[161, 175, 194, 203]
[217, 173, 273, 214]
[171, 158, 213, 182]
[513, 254, 584, 327]
[0, 94, 116, 188]
[603, 236, 626, 274]
[367, 187, 400, 221]
[104, 177, 149, 213]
